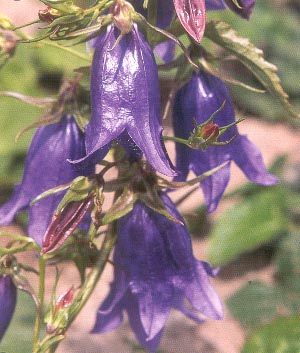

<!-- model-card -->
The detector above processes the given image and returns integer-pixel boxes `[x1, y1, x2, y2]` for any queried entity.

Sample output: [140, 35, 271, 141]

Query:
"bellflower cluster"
[0, 0, 283, 351]
[92, 193, 223, 352]
[173, 72, 279, 212]
[0, 275, 16, 342]
[0, 115, 93, 246]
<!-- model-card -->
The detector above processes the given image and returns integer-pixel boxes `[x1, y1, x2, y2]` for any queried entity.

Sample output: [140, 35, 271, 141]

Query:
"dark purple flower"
[0, 275, 17, 342]
[206, 0, 255, 18]
[80, 25, 174, 176]
[92, 193, 223, 352]
[0, 115, 93, 246]
[173, 72, 279, 212]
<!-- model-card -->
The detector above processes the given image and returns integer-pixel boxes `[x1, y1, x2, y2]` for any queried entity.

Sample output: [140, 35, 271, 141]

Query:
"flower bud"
[54, 287, 74, 314]
[38, 7, 61, 23]
[201, 123, 219, 140]
[110, 0, 134, 34]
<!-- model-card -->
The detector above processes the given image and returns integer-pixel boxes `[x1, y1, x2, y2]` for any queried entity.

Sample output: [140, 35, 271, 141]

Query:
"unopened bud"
[38, 7, 60, 23]
[54, 287, 74, 314]
[41, 197, 93, 254]
[110, 0, 134, 34]
[201, 123, 219, 141]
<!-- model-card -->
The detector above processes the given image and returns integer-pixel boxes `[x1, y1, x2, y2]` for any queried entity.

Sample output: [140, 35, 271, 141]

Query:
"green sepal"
[205, 20, 299, 120]
[55, 176, 91, 215]
[39, 1, 82, 14]
[102, 187, 138, 224]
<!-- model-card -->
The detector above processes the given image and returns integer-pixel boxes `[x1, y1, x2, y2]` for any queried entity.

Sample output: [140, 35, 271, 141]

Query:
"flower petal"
[0, 275, 17, 342]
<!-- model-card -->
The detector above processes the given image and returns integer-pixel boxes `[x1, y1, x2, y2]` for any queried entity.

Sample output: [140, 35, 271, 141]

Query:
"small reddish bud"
[201, 123, 219, 140]
[38, 7, 60, 24]
[110, 0, 134, 34]
[54, 287, 74, 314]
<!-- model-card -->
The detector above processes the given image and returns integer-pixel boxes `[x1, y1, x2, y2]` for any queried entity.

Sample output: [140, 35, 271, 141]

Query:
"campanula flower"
[0, 115, 93, 246]
[206, 0, 255, 18]
[92, 193, 223, 352]
[173, 72, 279, 212]
[80, 25, 175, 177]
[0, 275, 17, 342]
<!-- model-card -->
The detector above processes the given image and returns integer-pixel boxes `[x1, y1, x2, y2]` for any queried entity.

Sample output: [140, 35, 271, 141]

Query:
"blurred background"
[1, 0, 300, 352]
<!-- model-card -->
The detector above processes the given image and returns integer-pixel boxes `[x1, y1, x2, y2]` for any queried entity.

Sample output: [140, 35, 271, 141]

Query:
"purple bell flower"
[0, 275, 17, 342]
[92, 193, 223, 352]
[173, 72, 279, 212]
[80, 25, 175, 177]
[206, 0, 255, 18]
[0, 115, 93, 246]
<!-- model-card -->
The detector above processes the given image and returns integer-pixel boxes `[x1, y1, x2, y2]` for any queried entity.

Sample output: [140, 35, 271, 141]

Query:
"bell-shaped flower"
[173, 72, 279, 212]
[0, 115, 93, 246]
[79, 25, 174, 177]
[206, 0, 255, 18]
[0, 275, 17, 342]
[92, 193, 223, 352]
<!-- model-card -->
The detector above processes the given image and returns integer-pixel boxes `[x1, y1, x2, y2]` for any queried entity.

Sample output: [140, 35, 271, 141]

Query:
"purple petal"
[223, 0, 256, 19]
[173, 72, 278, 212]
[154, 40, 176, 64]
[83, 25, 174, 176]
[0, 275, 17, 342]
[230, 135, 279, 185]
[0, 115, 92, 245]
[206, 0, 226, 10]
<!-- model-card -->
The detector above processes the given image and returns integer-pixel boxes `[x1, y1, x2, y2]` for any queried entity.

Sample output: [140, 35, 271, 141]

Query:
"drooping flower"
[173, 72, 279, 212]
[92, 193, 223, 352]
[0, 275, 17, 342]
[79, 25, 174, 177]
[0, 115, 93, 246]
[206, 0, 256, 18]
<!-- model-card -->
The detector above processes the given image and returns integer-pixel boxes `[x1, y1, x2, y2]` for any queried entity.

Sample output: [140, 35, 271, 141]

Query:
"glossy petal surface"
[0, 275, 17, 342]
[92, 193, 222, 352]
[0, 116, 92, 245]
[84, 25, 174, 176]
[173, 72, 279, 212]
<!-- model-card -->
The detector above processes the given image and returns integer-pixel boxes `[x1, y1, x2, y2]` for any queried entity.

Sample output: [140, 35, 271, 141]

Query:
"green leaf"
[276, 233, 300, 297]
[242, 315, 300, 353]
[208, 187, 287, 266]
[205, 20, 299, 120]
[227, 281, 283, 328]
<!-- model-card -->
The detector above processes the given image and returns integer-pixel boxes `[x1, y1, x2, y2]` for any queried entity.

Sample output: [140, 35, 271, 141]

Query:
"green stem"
[39, 227, 118, 353]
[33, 256, 46, 353]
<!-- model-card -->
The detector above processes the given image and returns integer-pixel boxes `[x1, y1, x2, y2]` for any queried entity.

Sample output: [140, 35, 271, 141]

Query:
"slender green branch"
[33, 256, 46, 353]
[164, 135, 189, 146]
[38, 227, 118, 353]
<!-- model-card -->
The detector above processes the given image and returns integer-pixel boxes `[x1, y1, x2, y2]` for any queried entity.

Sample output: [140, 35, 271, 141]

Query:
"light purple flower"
[0, 275, 17, 342]
[0, 115, 93, 246]
[206, 0, 255, 18]
[92, 193, 223, 352]
[80, 25, 174, 176]
[173, 72, 279, 212]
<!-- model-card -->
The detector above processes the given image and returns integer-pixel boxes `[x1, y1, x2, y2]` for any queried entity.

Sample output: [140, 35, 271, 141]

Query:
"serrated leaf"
[205, 20, 299, 120]
[242, 315, 300, 353]
[227, 281, 283, 328]
[208, 188, 287, 266]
